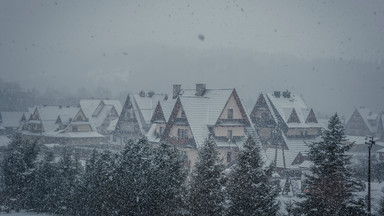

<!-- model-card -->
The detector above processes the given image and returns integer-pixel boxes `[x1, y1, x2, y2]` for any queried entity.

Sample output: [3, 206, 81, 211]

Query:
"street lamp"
[365, 136, 375, 214]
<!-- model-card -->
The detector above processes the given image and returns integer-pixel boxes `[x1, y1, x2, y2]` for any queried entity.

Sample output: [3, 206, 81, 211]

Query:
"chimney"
[195, 84, 206, 96]
[139, 90, 146, 97]
[282, 90, 291, 98]
[273, 91, 280, 98]
[173, 84, 181, 99]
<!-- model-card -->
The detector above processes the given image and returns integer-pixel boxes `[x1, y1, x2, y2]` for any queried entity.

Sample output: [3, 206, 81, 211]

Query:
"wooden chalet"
[345, 107, 383, 139]
[149, 84, 265, 169]
[250, 91, 322, 173]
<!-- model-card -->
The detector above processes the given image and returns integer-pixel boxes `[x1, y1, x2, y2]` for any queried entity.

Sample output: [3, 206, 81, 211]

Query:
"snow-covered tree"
[75, 149, 117, 216]
[52, 148, 83, 215]
[226, 136, 279, 215]
[149, 142, 187, 215]
[114, 137, 153, 215]
[1, 135, 39, 210]
[294, 114, 366, 215]
[379, 189, 384, 216]
[188, 136, 225, 216]
[33, 150, 58, 213]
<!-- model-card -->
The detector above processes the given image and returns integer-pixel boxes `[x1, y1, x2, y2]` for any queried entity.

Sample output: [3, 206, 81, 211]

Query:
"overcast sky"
[0, 0, 383, 114]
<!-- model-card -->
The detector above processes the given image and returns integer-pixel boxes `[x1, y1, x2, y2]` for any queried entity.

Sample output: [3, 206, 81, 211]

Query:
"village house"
[113, 91, 168, 144]
[79, 99, 122, 138]
[148, 84, 265, 169]
[21, 105, 106, 144]
[345, 107, 383, 140]
[250, 91, 322, 175]
[0, 111, 29, 136]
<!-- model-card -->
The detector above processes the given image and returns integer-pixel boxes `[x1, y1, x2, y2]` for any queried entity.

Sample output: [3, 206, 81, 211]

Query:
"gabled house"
[0, 111, 29, 135]
[250, 91, 322, 173]
[113, 92, 168, 144]
[345, 107, 383, 138]
[21, 105, 106, 144]
[80, 99, 122, 136]
[155, 84, 265, 169]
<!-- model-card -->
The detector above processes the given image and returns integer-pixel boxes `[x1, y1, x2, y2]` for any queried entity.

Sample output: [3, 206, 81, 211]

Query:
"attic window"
[72, 125, 78, 132]
[287, 108, 300, 123]
[228, 109, 233, 119]
[227, 130, 233, 139]
[181, 110, 186, 118]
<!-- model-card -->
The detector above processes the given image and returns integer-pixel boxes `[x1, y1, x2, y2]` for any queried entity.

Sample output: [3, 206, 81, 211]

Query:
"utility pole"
[365, 136, 375, 215]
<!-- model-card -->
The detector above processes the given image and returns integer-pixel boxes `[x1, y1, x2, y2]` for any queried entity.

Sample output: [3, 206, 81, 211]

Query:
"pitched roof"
[264, 92, 321, 128]
[80, 99, 122, 131]
[29, 106, 79, 132]
[133, 93, 168, 124]
[0, 111, 29, 128]
[355, 107, 379, 133]
[0, 135, 10, 147]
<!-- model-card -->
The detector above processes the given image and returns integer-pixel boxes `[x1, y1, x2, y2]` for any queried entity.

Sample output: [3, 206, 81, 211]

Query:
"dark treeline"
[0, 79, 116, 112]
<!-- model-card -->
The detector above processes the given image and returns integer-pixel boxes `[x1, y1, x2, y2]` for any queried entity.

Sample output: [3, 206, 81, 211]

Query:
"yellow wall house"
[148, 84, 266, 170]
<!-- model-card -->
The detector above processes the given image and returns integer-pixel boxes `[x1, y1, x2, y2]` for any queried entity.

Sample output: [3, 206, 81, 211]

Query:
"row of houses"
[1, 84, 383, 173]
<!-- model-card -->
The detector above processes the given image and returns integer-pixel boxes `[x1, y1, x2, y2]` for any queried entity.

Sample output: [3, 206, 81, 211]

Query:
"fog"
[0, 0, 383, 115]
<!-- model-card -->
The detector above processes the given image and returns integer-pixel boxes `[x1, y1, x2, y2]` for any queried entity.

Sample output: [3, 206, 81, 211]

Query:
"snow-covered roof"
[80, 99, 122, 131]
[133, 93, 168, 124]
[178, 88, 234, 147]
[264, 92, 321, 128]
[0, 135, 10, 147]
[29, 106, 79, 132]
[107, 118, 118, 132]
[354, 107, 379, 133]
[0, 111, 28, 128]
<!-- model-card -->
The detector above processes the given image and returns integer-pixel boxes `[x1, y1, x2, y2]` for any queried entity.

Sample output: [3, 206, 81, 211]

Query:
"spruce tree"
[294, 114, 366, 215]
[33, 150, 57, 213]
[226, 136, 279, 215]
[1, 135, 39, 210]
[114, 137, 153, 215]
[188, 136, 225, 216]
[379, 190, 384, 216]
[149, 142, 187, 215]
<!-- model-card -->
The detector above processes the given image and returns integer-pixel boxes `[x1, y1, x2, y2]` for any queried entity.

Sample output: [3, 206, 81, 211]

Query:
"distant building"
[250, 91, 322, 173]
[345, 107, 383, 139]
[148, 84, 265, 169]
[80, 99, 122, 137]
[0, 111, 29, 135]
[21, 105, 106, 144]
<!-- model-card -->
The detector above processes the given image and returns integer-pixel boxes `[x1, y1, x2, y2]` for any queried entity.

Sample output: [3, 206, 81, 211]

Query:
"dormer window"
[228, 109, 233, 119]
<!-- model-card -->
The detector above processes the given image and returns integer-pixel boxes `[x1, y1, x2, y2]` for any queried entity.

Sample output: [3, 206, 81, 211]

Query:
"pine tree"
[78, 149, 118, 216]
[33, 150, 58, 213]
[1, 135, 39, 211]
[188, 136, 225, 216]
[379, 189, 384, 216]
[294, 114, 366, 215]
[52, 148, 83, 215]
[226, 136, 279, 215]
[149, 142, 187, 215]
[114, 137, 153, 215]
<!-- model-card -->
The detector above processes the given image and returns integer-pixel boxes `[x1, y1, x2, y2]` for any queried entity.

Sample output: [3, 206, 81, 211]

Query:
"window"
[227, 152, 232, 163]
[159, 126, 164, 135]
[227, 130, 232, 139]
[72, 125, 78, 132]
[181, 110, 186, 118]
[178, 128, 188, 138]
[228, 109, 233, 119]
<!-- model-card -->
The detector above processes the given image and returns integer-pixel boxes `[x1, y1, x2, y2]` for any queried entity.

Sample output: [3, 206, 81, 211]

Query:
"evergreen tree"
[33, 150, 58, 213]
[149, 142, 187, 215]
[226, 136, 279, 215]
[188, 136, 225, 216]
[379, 189, 384, 216]
[52, 148, 83, 215]
[77, 149, 118, 216]
[294, 114, 366, 215]
[114, 137, 153, 215]
[1, 135, 39, 210]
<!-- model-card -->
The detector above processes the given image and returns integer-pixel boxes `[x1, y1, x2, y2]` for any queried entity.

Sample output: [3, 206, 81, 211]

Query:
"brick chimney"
[195, 84, 206, 96]
[173, 84, 181, 99]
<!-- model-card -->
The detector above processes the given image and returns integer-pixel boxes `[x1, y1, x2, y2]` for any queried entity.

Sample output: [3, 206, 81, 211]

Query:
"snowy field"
[0, 211, 51, 216]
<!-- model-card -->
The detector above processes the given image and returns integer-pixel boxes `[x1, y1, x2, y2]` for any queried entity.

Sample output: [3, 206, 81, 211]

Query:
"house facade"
[21, 105, 106, 144]
[148, 84, 265, 169]
[345, 107, 383, 139]
[250, 91, 322, 174]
